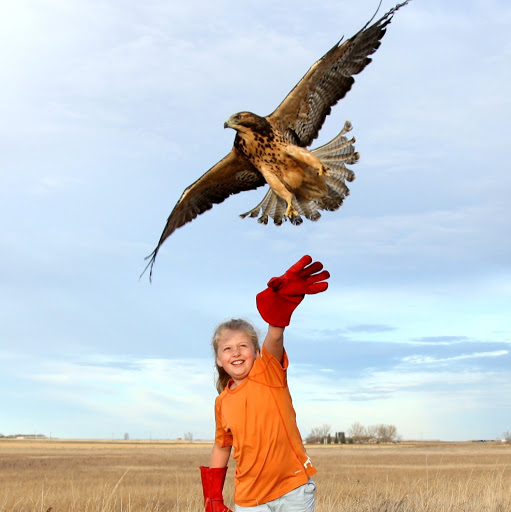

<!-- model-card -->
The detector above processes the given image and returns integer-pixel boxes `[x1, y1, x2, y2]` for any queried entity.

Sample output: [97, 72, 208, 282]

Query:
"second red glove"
[199, 466, 233, 512]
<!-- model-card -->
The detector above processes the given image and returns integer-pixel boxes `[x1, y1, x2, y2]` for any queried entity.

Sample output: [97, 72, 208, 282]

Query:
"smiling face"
[216, 329, 259, 388]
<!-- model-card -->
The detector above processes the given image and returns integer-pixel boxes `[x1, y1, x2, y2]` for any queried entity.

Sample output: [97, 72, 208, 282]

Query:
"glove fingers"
[269, 256, 328, 295]
[287, 255, 313, 275]
[306, 270, 330, 284]
[267, 276, 284, 291]
[307, 281, 329, 294]
[300, 260, 323, 277]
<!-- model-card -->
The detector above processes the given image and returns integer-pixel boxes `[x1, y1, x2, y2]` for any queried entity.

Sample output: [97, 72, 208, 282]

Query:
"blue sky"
[1, 0, 510, 442]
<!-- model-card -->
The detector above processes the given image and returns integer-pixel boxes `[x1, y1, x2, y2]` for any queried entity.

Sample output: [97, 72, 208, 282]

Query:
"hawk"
[143, 1, 410, 278]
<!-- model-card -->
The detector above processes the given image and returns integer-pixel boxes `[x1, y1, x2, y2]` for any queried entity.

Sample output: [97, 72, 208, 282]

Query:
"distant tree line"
[306, 422, 401, 444]
[306, 424, 333, 444]
[348, 422, 401, 443]
[0, 433, 48, 439]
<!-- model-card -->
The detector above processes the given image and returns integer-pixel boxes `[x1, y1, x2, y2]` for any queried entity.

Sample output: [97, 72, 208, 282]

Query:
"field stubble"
[0, 439, 510, 511]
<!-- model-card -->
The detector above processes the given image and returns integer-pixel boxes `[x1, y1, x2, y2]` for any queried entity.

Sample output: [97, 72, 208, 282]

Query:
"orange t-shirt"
[214, 345, 316, 507]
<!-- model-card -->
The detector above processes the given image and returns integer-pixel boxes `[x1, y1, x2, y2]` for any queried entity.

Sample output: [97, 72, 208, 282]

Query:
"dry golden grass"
[309, 442, 511, 511]
[0, 439, 510, 511]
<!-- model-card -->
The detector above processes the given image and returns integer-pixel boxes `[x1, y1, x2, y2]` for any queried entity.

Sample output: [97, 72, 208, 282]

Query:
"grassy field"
[0, 439, 510, 511]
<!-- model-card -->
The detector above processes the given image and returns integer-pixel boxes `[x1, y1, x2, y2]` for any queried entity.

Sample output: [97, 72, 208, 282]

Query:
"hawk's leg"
[259, 168, 298, 219]
[285, 201, 299, 219]
[285, 145, 330, 177]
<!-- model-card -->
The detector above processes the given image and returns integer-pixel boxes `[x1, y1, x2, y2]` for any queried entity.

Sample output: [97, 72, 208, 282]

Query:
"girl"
[200, 255, 329, 512]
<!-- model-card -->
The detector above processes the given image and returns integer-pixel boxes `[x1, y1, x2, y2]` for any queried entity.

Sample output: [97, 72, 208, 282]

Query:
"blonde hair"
[211, 318, 260, 394]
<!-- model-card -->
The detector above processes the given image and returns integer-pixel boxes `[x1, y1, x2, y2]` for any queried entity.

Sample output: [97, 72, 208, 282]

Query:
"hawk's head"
[224, 112, 272, 136]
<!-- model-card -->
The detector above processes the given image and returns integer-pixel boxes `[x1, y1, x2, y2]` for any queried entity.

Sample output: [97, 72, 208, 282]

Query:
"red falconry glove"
[199, 466, 233, 512]
[256, 255, 330, 327]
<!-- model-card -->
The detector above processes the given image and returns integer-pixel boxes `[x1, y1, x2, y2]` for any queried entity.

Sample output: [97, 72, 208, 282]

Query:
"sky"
[1, 0, 510, 443]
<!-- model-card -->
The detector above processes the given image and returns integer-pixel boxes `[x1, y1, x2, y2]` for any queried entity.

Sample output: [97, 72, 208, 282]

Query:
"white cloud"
[30, 176, 85, 196]
[401, 350, 509, 366]
[290, 358, 511, 441]
[5, 351, 217, 439]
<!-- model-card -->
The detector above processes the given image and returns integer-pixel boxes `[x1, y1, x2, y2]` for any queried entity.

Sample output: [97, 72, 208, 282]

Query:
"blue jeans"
[234, 479, 316, 512]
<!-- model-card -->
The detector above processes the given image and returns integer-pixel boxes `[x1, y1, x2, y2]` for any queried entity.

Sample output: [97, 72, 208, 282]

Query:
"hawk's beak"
[224, 119, 231, 129]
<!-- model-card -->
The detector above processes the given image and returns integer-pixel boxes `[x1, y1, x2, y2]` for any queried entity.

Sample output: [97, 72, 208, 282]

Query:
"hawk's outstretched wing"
[268, 1, 409, 147]
[142, 150, 265, 279]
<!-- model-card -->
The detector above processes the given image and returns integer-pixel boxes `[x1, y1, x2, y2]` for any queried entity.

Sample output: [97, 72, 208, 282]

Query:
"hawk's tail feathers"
[239, 188, 298, 226]
[311, 120, 359, 181]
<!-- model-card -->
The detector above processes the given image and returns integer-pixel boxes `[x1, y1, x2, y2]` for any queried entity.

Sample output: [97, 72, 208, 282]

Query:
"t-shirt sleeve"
[248, 345, 289, 387]
[214, 394, 233, 448]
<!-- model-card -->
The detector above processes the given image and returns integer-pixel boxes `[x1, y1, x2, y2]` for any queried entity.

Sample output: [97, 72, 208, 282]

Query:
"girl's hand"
[267, 255, 329, 297]
[256, 255, 330, 327]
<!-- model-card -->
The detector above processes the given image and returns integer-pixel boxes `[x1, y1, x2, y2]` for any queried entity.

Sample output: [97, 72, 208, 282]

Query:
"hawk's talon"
[317, 165, 330, 177]
[285, 203, 299, 218]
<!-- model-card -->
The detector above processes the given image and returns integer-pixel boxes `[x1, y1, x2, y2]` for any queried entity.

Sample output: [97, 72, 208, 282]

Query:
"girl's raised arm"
[257, 255, 329, 363]
[262, 325, 285, 363]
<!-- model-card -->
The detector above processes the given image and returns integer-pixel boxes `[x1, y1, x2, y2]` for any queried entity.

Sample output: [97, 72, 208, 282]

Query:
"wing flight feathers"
[141, 150, 264, 280]
[268, 1, 410, 147]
